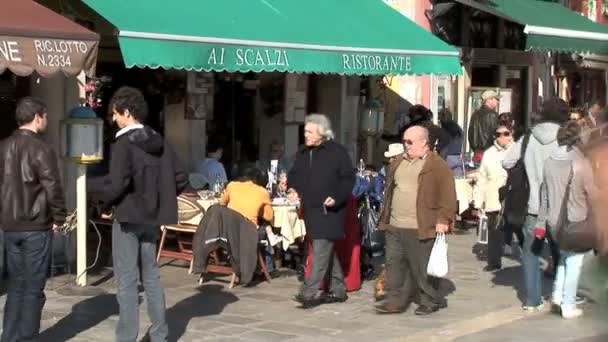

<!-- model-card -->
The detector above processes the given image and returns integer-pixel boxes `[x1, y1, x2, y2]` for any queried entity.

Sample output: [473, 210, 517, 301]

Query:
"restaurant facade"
[0, 0, 99, 209]
[77, 0, 462, 175]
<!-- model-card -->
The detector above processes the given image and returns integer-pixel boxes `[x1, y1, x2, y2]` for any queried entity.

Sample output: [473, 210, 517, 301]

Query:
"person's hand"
[435, 223, 449, 233]
[533, 227, 546, 239]
[277, 181, 288, 193]
[52, 224, 61, 232]
[324, 197, 336, 208]
[287, 189, 299, 202]
[101, 213, 113, 220]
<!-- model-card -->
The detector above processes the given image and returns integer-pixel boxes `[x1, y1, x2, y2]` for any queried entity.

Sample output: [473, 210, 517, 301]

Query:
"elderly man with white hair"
[288, 114, 356, 308]
[376, 125, 456, 316]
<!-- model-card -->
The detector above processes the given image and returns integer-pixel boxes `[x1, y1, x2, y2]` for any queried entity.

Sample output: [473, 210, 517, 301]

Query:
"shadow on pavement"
[39, 284, 238, 342]
[491, 266, 552, 305]
[167, 284, 238, 341]
[39, 294, 118, 341]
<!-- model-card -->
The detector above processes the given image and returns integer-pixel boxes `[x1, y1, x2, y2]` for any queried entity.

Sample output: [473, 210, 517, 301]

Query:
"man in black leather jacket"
[88, 87, 188, 342]
[0, 97, 67, 342]
[468, 90, 499, 161]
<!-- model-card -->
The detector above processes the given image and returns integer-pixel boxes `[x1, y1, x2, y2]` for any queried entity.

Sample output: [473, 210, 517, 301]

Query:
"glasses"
[495, 131, 511, 138]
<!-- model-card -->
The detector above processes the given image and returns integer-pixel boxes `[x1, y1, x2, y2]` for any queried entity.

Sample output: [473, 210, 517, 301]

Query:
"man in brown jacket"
[375, 126, 456, 315]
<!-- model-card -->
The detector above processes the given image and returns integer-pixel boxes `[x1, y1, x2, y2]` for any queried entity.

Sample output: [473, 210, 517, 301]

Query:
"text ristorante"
[342, 54, 412, 72]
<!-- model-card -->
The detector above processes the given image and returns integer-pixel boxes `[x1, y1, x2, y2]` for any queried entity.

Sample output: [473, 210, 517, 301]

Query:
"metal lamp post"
[61, 105, 104, 287]
[359, 98, 385, 164]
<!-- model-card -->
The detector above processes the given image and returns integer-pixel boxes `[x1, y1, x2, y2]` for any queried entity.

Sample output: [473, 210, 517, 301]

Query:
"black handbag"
[500, 133, 531, 229]
[555, 167, 595, 253]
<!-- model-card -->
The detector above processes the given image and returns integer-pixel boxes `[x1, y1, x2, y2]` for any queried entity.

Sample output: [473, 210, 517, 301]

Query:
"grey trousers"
[113, 222, 168, 342]
[300, 239, 346, 299]
[384, 227, 441, 308]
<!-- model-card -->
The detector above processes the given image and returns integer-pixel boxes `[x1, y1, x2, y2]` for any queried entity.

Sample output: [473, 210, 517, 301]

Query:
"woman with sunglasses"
[474, 120, 514, 271]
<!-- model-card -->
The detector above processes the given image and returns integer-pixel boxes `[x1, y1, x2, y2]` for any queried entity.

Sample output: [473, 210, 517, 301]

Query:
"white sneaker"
[561, 307, 583, 319]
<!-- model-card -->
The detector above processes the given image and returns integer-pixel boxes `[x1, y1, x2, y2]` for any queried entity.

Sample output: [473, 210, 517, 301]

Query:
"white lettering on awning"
[217, 47, 290, 67]
[341, 54, 412, 73]
[0, 41, 22, 62]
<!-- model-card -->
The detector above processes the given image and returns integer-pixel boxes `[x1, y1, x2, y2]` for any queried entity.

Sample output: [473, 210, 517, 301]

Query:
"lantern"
[61, 106, 104, 164]
[359, 98, 385, 134]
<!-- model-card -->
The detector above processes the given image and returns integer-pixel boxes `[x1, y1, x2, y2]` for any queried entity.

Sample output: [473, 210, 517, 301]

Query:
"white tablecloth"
[272, 205, 306, 251]
[188, 199, 305, 250]
[455, 178, 475, 214]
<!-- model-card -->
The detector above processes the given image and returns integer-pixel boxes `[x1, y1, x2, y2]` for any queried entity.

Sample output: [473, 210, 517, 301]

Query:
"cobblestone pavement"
[1, 230, 607, 341]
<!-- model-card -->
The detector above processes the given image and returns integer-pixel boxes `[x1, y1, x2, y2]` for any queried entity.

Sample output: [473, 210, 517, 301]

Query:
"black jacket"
[0, 130, 66, 231]
[88, 126, 188, 225]
[191, 205, 258, 284]
[468, 105, 498, 152]
[288, 140, 355, 240]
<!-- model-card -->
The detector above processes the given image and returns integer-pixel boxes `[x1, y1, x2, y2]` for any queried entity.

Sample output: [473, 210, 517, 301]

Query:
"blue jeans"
[112, 222, 168, 342]
[2, 230, 52, 342]
[257, 226, 275, 273]
[522, 215, 542, 307]
[552, 250, 584, 309]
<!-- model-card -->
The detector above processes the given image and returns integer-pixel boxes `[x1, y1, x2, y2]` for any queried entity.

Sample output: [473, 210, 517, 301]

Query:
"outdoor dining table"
[454, 172, 477, 215]
[270, 203, 306, 251]
[184, 196, 306, 250]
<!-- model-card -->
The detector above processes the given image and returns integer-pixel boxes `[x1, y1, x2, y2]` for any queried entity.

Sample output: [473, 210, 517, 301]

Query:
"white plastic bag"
[477, 212, 489, 245]
[427, 232, 449, 278]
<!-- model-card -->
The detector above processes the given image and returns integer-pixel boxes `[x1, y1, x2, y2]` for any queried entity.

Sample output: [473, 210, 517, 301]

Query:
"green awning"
[82, 0, 461, 76]
[455, 0, 608, 54]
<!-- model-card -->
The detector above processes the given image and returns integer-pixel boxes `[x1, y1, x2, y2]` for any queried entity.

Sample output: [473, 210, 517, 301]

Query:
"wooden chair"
[156, 195, 205, 271]
[198, 231, 273, 288]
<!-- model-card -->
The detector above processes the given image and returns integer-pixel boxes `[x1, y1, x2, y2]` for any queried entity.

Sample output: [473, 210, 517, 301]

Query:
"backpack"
[499, 133, 531, 229]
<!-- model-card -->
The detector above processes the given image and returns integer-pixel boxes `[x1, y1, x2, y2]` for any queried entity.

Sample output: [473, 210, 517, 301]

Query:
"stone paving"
[1, 230, 607, 341]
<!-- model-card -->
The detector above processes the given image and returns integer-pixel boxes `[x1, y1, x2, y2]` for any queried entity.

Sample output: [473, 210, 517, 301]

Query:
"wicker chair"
[156, 195, 205, 271]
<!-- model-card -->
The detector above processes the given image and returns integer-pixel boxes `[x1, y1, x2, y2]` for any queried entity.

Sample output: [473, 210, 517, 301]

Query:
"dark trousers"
[384, 228, 441, 308]
[487, 212, 504, 268]
[300, 239, 346, 298]
[2, 230, 52, 342]
[257, 226, 274, 273]
[112, 222, 168, 342]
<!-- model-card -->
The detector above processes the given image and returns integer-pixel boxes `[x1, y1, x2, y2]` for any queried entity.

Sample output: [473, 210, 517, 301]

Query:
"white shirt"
[115, 123, 144, 138]
[474, 142, 512, 212]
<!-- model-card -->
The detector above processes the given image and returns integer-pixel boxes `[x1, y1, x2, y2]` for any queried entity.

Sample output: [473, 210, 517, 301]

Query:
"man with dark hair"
[194, 139, 227, 186]
[589, 98, 604, 127]
[0, 97, 67, 341]
[503, 97, 570, 312]
[88, 86, 188, 341]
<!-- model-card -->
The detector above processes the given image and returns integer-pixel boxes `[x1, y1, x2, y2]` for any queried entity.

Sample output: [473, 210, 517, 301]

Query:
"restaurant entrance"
[210, 73, 258, 179]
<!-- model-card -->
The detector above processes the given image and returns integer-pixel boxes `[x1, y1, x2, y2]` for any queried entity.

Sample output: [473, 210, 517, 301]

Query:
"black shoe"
[320, 292, 348, 304]
[375, 303, 406, 314]
[415, 305, 439, 316]
[292, 294, 321, 309]
[483, 265, 501, 272]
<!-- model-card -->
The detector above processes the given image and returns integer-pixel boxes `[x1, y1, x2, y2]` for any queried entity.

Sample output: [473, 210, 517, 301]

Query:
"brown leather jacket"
[379, 152, 457, 240]
[0, 129, 66, 231]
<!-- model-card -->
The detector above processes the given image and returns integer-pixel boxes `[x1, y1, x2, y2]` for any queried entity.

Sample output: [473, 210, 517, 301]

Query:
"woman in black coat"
[288, 114, 355, 307]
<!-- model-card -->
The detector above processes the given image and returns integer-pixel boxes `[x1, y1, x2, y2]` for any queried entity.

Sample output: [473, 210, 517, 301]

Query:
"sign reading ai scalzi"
[206, 47, 413, 73]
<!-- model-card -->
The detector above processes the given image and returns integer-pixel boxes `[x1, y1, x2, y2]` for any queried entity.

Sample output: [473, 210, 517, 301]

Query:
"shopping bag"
[477, 212, 488, 245]
[427, 232, 448, 278]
